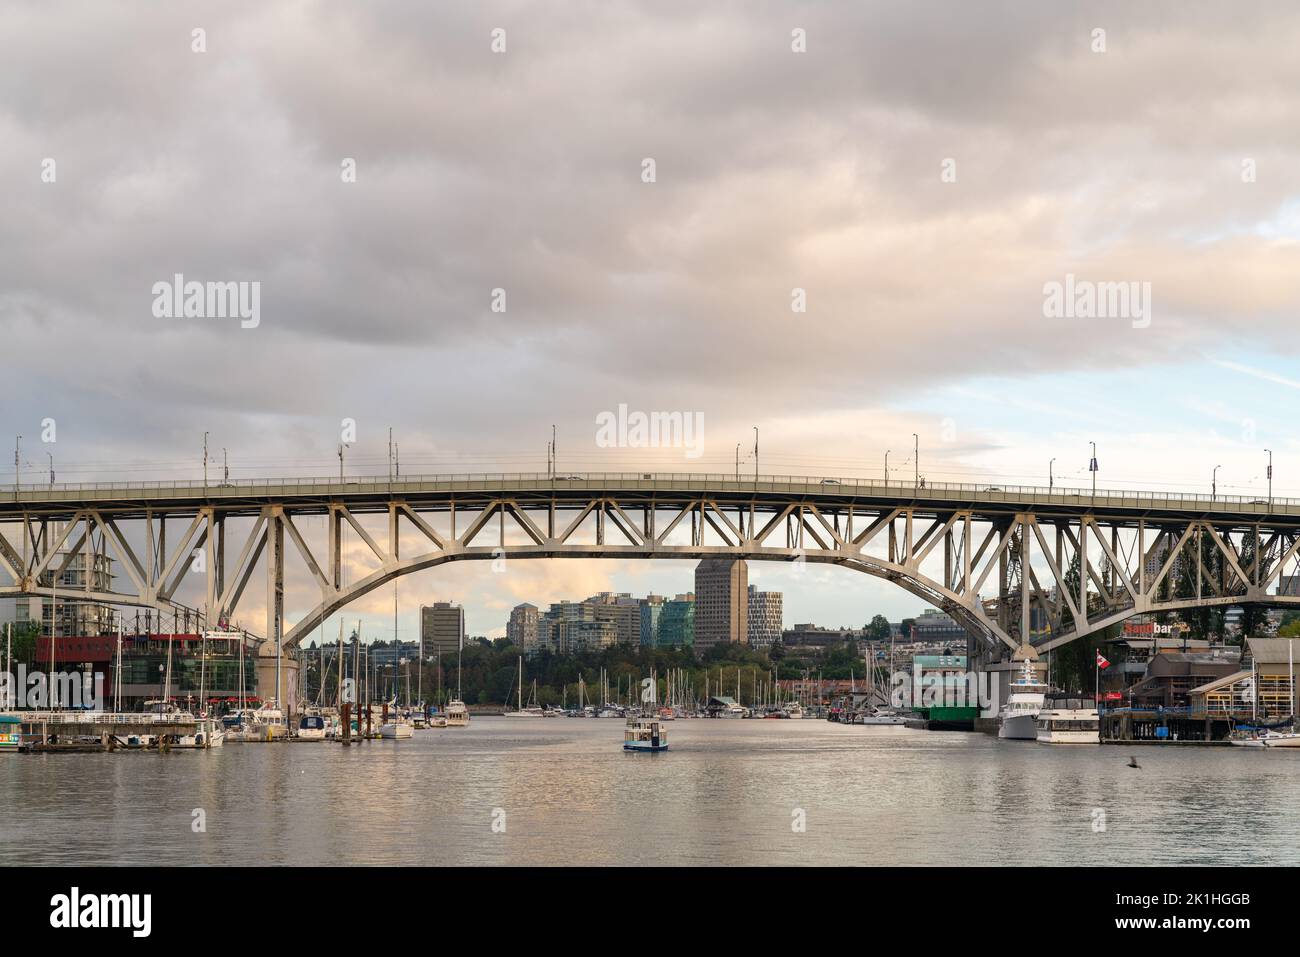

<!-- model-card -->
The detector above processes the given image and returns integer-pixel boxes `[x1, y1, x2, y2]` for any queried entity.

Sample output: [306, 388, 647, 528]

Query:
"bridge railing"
[5, 471, 1297, 514]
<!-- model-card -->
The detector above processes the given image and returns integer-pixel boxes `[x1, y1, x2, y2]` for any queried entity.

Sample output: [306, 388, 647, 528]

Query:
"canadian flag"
[1096, 652, 1111, 669]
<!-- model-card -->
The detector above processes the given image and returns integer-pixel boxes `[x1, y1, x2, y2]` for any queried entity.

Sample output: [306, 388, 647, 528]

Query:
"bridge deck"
[3, 471, 1296, 522]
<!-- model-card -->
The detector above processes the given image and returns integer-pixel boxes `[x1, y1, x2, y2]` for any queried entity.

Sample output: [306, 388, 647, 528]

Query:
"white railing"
[4, 471, 1297, 513]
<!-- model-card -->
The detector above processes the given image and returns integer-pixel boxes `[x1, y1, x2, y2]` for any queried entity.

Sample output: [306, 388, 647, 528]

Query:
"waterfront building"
[910, 609, 966, 643]
[1191, 637, 1298, 718]
[420, 602, 465, 657]
[694, 559, 748, 652]
[746, 585, 783, 650]
[507, 603, 539, 650]
[1124, 647, 1242, 709]
[33, 629, 261, 712]
[782, 623, 866, 653]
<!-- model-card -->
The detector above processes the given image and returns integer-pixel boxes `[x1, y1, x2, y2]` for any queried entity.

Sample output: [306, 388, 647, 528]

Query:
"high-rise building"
[693, 559, 748, 652]
[420, 602, 465, 657]
[587, 592, 641, 645]
[507, 603, 539, 650]
[747, 584, 783, 649]
[640, 594, 666, 646]
[658, 594, 695, 648]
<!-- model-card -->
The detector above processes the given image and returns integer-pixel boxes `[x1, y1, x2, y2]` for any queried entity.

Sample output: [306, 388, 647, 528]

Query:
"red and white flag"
[1096, 652, 1111, 669]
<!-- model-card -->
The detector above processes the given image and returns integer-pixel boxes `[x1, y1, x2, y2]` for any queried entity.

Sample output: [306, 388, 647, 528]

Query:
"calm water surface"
[2, 718, 1295, 866]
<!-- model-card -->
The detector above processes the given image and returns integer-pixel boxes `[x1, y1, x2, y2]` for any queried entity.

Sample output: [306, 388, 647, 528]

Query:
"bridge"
[5, 471, 1300, 663]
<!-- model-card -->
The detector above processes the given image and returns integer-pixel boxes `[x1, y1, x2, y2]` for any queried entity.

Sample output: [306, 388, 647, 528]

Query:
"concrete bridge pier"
[255, 648, 299, 716]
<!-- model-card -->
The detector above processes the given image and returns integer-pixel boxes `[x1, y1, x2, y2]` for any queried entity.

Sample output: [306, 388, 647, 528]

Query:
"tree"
[865, 614, 891, 641]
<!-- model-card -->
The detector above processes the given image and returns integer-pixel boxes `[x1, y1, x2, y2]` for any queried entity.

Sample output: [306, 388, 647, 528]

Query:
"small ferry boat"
[445, 699, 470, 727]
[998, 658, 1048, 740]
[0, 715, 22, 753]
[623, 716, 668, 752]
[1036, 693, 1100, 744]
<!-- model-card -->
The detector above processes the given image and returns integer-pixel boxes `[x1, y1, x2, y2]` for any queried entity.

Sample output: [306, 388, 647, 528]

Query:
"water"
[2, 718, 1295, 866]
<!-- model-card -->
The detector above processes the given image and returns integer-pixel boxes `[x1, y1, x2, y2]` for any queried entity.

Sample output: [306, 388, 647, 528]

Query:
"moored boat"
[998, 658, 1047, 740]
[1036, 694, 1100, 744]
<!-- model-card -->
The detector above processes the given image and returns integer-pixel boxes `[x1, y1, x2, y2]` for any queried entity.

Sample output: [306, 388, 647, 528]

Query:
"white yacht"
[1036, 694, 1100, 744]
[856, 707, 908, 726]
[379, 717, 414, 739]
[782, 703, 805, 720]
[998, 658, 1048, 740]
[445, 699, 470, 727]
[296, 712, 327, 741]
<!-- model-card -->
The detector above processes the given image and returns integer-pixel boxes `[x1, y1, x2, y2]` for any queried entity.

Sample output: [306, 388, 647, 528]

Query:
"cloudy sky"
[3, 1, 1300, 639]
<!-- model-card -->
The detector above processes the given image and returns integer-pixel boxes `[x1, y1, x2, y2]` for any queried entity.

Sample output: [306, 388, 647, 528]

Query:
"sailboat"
[445, 640, 470, 727]
[505, 656, 545, 717]
[378, 589, 414, 739]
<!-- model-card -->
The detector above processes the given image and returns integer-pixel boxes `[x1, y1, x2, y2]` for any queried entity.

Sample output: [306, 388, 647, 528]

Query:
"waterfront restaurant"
[1189, 637, 1298, 720]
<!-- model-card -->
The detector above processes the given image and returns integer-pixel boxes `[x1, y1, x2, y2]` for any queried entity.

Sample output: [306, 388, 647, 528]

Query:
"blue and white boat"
[0, 715, 22, 753]
[623, 715, 668, 752]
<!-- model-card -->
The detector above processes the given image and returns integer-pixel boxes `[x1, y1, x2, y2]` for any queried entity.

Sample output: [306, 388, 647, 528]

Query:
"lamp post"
[735, 443, 741, 481]
[13, 434, 20, 495]
[753, 427, 759, 484]
[47, 453, 54, 487]
[203, 432, 209, 493]
[223, 448, 229, 484]
[1049, 457, 1056, 490]
[1266, 449, 1273, 508]
[1212, 464, 1221, 502]
[884, 450, 890, 485]
[1089, 442, 1098, 496]
[913, 433, 919, 489]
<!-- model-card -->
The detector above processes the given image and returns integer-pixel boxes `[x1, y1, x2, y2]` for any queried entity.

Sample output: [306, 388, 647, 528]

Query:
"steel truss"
[4, 480, 1300, 658]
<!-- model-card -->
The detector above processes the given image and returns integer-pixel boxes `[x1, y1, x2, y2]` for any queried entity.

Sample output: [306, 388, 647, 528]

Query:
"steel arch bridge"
[5, 471, 1300, 659]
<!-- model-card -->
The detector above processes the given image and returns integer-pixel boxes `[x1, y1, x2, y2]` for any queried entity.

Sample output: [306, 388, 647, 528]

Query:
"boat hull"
[1262, 733, 1300, 748]
[1037, 730, 1100, 744]
[998, 713, 1040, 739]
[623, 742, 668, 752]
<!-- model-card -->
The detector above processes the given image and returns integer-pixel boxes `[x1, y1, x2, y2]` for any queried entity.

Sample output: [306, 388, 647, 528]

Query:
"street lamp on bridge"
[1049, 457, 1056, 490]
[1265, 449, 1273, 508]
[1089, 442, 1098, 496]
[913, 433, 919, 489]
[1212, 464, 1221, 501]
[884, 449, 890, 484]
